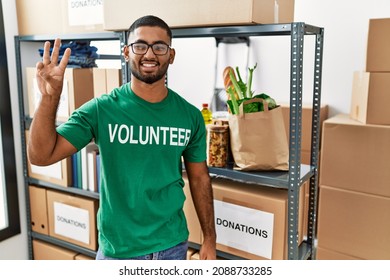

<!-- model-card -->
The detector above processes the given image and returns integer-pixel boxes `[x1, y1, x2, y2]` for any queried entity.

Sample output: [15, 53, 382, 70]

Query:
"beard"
[130, 59, 169, 84]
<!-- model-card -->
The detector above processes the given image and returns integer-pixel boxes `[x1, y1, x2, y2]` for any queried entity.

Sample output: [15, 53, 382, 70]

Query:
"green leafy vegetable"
[254, 93, 277, 110]
[245, 63, 257, 98]
[226, 87, 239, 115]
[235, 66, 248, 98]
[224, 63, 278, 115]
[229, 69, 244, 100]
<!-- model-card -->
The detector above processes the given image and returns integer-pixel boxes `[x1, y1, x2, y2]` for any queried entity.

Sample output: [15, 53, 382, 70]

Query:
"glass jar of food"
[207, 120, 229, 167]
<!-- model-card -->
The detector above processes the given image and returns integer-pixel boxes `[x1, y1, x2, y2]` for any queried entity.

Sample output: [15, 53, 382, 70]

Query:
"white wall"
[169, 0, 390, 117]
[0, 0, 28, 259]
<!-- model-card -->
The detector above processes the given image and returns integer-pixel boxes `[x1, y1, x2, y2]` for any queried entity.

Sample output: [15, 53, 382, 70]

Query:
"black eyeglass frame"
[128, 42, 171, 56]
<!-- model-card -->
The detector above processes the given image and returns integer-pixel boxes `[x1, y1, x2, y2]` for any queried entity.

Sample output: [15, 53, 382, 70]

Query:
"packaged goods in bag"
[223, 65, 289, 171]
[228, 98, 289, 171]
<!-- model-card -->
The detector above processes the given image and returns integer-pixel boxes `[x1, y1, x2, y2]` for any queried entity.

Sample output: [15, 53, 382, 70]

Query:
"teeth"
[142, 63, 157, 67]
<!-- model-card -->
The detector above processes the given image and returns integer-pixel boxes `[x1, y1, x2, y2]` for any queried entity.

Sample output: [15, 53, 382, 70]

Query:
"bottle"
[201, 103, 212, 125]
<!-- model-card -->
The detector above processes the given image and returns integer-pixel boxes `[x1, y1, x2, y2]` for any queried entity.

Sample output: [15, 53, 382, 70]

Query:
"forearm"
[28, 95, 60, 165]
[28, 38, 75, 166]
[189, 174, 216, 242]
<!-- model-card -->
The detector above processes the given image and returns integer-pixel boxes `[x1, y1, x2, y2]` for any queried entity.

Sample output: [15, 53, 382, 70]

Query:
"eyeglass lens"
[131, 43, 169, 55]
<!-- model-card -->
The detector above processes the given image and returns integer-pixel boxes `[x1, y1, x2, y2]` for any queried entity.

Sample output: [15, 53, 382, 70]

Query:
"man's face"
[126, 26, 175, 84]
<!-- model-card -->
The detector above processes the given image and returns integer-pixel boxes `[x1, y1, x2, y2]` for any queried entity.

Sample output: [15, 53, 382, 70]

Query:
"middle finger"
[51, 38, 62, 66]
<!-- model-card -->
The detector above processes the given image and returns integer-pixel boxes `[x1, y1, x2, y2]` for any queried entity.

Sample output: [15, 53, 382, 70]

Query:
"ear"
[169, 48, 176, 64]
[123, 45, 130, 62]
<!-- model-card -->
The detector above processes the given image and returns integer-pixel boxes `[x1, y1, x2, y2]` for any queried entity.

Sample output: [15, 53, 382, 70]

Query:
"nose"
[144, 45, 156, 57]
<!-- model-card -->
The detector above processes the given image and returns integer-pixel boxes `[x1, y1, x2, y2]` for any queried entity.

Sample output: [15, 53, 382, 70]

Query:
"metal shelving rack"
[15, 31, 125, 259]
[16, 22, 323, 260]
[167, 22, 324, 260]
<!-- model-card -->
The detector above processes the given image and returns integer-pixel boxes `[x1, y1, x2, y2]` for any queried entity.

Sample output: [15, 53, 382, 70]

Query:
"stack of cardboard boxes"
[103, 0, 295, 30]
[317, 18, 390, 259]
[183, 172, 309, 260]
[26, 67, 122, 122]
[33, 240, 94, 260]
[29, 186, 98, 260]
[281, 103, 329, 165]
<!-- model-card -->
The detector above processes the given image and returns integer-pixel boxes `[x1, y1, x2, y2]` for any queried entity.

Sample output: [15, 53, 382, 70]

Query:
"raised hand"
[35, 38, 71, 99]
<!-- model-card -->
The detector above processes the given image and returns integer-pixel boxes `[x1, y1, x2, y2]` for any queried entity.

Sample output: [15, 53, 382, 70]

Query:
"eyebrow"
[131, 39, 169, 45]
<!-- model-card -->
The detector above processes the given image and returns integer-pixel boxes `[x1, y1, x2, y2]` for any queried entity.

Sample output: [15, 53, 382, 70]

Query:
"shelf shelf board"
[189, 241, 311, 260]
[16, 32, 121, 42]
[28, 178, 100, 199]
[188, 242, 246, 260]
[172, 22, 322, 39]
[208, 164, 313, 189]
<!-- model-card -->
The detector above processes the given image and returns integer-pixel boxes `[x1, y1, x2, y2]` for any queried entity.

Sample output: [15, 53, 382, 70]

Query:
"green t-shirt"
[56, 84, 206, 258]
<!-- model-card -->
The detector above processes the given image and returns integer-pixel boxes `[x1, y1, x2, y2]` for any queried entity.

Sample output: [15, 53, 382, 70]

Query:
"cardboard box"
[106, 69, 122, 93]
[316, 246, 362, 260]
[74, 253, 94, 260]
[33, 239, 77, 260]
[183, 173, 306, 259]
[350, 71, 390, 125]
[65, 68, 95, 115]
[26, 67, 73, 120]
[183, 174, 203, 245]
[366, 18, 390, 72]
[27, 156, 72, 187]
[103, 0, 295, 30]
[301, 180, 310, 241]
[317, 185, 390, 260]
[47, 190, 98, 250]
[186, 248, 197, 260]
[26, 67, 94, 121]
[29, 186, 49, 235]
[190, 251, 226, 260]
[190, 252, 200, 260]
[93, 68, 122, 98]
[16, 0, 106, 36]
[212, 178, 305, 260]
[281, 103, 329, 153]
[92, 68, 106, 98]
[320, 114, 390, 198]
[25, 131, 72, 187]
[26, 67, 39, 119]
[213, 179, 304, 259]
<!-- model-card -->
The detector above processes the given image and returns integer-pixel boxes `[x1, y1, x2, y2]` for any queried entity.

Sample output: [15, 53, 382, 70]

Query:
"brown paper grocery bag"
[228, 98, 289, 171]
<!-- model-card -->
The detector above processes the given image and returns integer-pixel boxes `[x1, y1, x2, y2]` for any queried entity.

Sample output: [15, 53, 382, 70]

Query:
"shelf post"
[14, 35, 34, 259]
[307, 27, 325, 259]
[287, 22, 305, 260]
[118, 31, 131, 83]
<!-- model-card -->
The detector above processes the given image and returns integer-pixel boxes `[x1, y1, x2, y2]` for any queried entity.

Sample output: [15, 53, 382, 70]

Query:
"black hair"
[128, 15, 172, 42]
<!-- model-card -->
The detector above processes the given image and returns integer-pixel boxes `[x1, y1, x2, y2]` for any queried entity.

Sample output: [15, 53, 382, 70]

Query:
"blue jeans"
[95, 240, 188, 260]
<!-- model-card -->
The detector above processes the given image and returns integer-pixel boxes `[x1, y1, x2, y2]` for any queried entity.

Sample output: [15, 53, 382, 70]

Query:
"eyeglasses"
[128, 42, 170, 56]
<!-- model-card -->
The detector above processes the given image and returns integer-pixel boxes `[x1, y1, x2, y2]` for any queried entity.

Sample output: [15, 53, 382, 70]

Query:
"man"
[28, 15, 216, 260]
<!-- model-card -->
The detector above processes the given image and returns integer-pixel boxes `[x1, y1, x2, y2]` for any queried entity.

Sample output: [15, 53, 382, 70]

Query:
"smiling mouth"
[141, 61, 159, 69]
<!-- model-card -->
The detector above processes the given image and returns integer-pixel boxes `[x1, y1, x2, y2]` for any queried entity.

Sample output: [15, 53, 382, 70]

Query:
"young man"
[28, 15, 216, 260]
